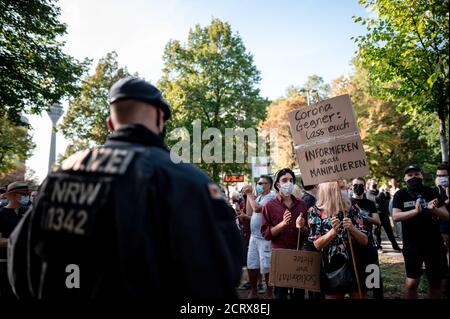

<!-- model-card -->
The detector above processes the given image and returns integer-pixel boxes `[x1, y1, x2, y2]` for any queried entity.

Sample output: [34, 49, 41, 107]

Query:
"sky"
[26, 0, 369, 182]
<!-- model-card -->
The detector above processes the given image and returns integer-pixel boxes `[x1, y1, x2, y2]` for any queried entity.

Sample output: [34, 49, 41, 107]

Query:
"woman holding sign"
[307, 181, 368, 299]
[261, 168, 309, 299]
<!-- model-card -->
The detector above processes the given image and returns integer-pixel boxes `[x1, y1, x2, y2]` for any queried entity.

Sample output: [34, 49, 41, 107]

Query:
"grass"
[379, 253, 429, 299]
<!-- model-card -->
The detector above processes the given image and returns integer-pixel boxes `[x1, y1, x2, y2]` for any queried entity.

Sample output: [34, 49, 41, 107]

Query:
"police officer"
[9, 77, 243, 299]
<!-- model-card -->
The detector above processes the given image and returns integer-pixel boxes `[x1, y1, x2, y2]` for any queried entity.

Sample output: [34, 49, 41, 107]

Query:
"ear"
[107, 116, 115, 132]
[157, 109, 164, 132]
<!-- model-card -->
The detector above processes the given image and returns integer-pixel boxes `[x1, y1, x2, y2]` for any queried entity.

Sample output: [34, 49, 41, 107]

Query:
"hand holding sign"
[331, 216, 340, 235]
[295, 215, 305, 229]
[343, 217, 354, 232]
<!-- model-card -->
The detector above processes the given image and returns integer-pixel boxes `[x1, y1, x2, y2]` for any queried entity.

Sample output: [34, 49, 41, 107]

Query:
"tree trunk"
[438, 101, 449, 163]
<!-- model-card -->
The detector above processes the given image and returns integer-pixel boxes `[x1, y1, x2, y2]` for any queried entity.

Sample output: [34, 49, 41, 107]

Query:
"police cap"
[108, 77, 171, 120]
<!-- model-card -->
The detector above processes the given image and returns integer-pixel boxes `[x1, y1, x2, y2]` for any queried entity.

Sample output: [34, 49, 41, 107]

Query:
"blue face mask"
[0, 198, 8, 206]
[256, 184, 264, 194]
[19, 195, 30, 206]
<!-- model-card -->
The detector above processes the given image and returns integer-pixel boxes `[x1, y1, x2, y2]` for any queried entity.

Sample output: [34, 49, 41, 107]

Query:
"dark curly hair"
[274, 168, 296, 192]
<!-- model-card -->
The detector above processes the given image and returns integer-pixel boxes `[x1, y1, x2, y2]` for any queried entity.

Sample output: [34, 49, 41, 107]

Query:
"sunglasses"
[257, 182, 268, 185]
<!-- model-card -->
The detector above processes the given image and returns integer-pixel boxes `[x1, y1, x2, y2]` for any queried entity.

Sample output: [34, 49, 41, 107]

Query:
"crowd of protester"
[1, 161, 448, 299]
[229, 162, 449, 299]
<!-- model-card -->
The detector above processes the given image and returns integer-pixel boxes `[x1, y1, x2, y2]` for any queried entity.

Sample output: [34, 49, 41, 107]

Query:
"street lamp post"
[47, 103, 64, 173]
[300, 88, 320, 106]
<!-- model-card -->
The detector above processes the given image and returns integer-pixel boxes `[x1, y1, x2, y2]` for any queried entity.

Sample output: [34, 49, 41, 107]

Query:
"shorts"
[247, 235, 271, 274]
[403, 241, 448, 280]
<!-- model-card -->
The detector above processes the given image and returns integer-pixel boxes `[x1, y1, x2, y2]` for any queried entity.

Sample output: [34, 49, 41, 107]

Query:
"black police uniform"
[8, 79, 243, 299]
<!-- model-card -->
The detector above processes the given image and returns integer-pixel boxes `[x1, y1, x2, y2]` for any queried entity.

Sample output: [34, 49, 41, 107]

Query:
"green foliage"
[0, 0, 89, 124]
[354, 0, 449, 160]
[0, 115, 35, 175]
[158, 18, 269, 181]
[60, 52, 135, 157]
[286, 75, 330, 103]
[330, 66, 441, 183]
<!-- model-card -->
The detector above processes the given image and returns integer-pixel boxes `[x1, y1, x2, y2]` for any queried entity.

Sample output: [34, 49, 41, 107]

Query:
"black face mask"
[407, 177, 423, 192]
[353, 184, 365, 196]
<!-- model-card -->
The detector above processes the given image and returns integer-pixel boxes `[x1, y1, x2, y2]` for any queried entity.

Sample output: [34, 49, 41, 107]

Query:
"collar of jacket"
[107, 124, 168, 151]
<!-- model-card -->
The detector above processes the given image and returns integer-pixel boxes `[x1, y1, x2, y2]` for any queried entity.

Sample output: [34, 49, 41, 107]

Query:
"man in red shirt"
[261, 168, 309, 299]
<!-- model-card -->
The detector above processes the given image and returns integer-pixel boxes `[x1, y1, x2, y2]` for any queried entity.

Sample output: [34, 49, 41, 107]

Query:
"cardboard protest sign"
[287, 94, 369, 184]
[251, 156, 269, 179]
[297, 134, 369, 185]
[269, 249, 321, 292]
[288, 94, 358, 146]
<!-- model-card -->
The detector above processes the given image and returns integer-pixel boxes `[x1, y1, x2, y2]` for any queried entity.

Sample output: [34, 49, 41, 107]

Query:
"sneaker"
[238, 282, 252, 290]
[257, 283, 266, 294]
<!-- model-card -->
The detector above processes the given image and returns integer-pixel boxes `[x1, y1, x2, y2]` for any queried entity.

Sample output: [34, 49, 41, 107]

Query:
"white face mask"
[438, 176, 449, 187]
[280, 182, 294, 196]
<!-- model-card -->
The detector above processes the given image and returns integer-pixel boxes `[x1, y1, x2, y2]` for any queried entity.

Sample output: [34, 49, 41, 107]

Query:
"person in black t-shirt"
[351, 177, 383, 299]
[300, 179, 318, 209]
[392, 165, 449, 299]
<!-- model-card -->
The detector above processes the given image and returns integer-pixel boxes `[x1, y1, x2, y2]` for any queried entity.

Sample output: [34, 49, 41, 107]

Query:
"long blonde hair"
[316, 181, 351, 217]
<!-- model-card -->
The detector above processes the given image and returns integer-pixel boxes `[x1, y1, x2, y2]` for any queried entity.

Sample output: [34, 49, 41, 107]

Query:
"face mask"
[279, 182, 294, 196]
[438, 176, 449, 187]
[19, 195, 30, 206]
[256, 184, 264, 194]
[407, 177, 423, 192]
[353, 184, 365, 196]
[0, 198, 8, 206]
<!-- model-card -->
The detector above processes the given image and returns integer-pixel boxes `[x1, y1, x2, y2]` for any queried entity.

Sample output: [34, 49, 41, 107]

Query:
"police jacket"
[9, 124, 243, 299]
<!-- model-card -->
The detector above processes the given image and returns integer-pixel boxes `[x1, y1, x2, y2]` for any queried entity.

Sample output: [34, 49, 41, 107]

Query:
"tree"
[0, 163, 40, 189]
[0, 115, 34, 175]
[261, 75, 328, 171]
[285, 75, 330, 104]
[330, 66, 441, 183]
[158, 19, 268, 182]
[354, 0, 449, 162]
[60, 52, 134, 156]
[260, 95, 307, 171]
[0, 0, 88, 124]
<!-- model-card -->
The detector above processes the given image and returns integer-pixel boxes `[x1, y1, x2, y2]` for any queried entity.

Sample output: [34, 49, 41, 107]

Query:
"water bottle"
[417, 193, 427, 210]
